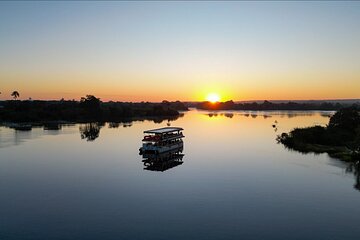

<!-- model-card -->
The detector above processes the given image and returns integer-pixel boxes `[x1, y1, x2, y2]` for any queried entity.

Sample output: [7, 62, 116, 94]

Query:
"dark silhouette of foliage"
[163, 100, 188, 111]
[80, 95, 101, 110]
[0, 96, 186, 123]
[328, 107, 360, 130]
[196, 100, 356, 111]
[79, 95, 102, 120]
[278, 108, 360, 162]
[11, 91, 19, 100]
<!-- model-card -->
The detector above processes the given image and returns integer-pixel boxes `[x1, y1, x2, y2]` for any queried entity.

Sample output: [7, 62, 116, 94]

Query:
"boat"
[139, 127, 184, 154]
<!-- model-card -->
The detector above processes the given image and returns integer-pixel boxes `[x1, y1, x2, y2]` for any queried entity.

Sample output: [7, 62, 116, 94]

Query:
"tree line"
[196, 100, 358, 111]
[0, 95, 188, 122]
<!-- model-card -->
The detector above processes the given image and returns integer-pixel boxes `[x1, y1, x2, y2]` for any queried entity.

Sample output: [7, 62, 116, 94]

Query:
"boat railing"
[142, 139, 183, 147]
[142, 132, 184, 142]
[162, 132, 184, 140]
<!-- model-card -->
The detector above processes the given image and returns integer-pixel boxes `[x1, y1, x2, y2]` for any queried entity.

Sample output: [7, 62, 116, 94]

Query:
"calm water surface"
[1, 110, 359, 240]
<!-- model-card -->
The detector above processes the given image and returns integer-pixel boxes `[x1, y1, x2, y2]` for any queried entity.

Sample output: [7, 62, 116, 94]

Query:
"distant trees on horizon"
[1, 91, 358, 111]
[195, 100, 358, 111]
[0, 94, 188, 123]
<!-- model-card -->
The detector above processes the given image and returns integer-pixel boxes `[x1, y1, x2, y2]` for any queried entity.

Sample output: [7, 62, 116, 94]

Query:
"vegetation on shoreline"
[0, 95, 188, 123]
[277, 107, 360, 162]
[195, 100, 358, 111]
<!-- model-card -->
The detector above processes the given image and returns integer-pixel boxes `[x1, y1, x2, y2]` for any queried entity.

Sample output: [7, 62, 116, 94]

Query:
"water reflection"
[142, 149, 184, 172]
[206, 113, 233, 118]
[105, 114, 184, 129]
[1, 111, 357, 190]
[44, 123, 62, 130]
[108, 122, 132, 128]
[224, 113, 233, 118]
[321, 113, 332, 118]
[346, 161, 360, 191]
[13, 129, 32, 146]
[0, 126, 53, 148]
[203, 111, 334, 119]
[108, 122, 120, 128]
[123, 122, 132, 127]
[156, 114, 184, 123]
[2, 110, 360, 239]
[79, 123, 102, 141]
[207, 113, 218, 117]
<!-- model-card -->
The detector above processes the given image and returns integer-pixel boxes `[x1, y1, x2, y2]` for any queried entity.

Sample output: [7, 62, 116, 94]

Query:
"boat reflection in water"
[139, 127, 185, 172]
[142, 148, 184, 172]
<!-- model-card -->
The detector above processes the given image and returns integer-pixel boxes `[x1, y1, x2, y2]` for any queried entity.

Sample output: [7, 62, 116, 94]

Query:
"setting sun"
[206, 93, 221, 103]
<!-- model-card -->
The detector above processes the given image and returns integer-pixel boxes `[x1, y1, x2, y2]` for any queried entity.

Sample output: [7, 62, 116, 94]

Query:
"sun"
[206, 93, 221, 103]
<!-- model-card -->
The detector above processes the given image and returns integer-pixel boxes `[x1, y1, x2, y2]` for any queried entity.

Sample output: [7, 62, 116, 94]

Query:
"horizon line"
[1, 98, 360, 103]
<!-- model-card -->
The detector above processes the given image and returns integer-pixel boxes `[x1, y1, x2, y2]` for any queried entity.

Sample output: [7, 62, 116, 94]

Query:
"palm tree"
[11, 91, 19, 100]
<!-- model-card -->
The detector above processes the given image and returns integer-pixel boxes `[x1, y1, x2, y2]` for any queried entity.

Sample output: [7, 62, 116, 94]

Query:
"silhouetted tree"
[328, 107, 360, 130]
[80, 95, 101, 109]
[11, 91, 19, 100]
[80, 95, 102, 120]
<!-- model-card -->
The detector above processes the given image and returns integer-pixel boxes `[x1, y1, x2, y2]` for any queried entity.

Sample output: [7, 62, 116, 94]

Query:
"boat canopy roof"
[144, 127, 183, 134]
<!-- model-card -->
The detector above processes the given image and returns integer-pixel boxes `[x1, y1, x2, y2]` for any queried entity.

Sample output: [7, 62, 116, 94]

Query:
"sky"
[0, 1, 360, 102]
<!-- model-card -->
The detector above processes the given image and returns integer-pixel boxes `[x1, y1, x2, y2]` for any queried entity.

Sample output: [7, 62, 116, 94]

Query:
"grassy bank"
[277, 107, 360, 162]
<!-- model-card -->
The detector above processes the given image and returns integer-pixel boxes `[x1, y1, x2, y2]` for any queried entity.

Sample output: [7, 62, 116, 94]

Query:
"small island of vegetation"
[277, 107, 360, 162]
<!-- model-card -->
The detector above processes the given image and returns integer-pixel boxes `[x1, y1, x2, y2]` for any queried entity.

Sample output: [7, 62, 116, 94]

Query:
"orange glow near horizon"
[0, 78, 359, 102]
[0, 70, 359, 102]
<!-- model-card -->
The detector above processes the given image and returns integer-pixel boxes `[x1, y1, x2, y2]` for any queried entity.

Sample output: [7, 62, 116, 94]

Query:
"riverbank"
[278, 137, 357, 162]
[277, 108, 360, 162]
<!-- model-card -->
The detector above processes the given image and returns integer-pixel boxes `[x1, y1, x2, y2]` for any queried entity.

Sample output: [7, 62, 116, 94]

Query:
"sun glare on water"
[206, 93, 221, 103]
